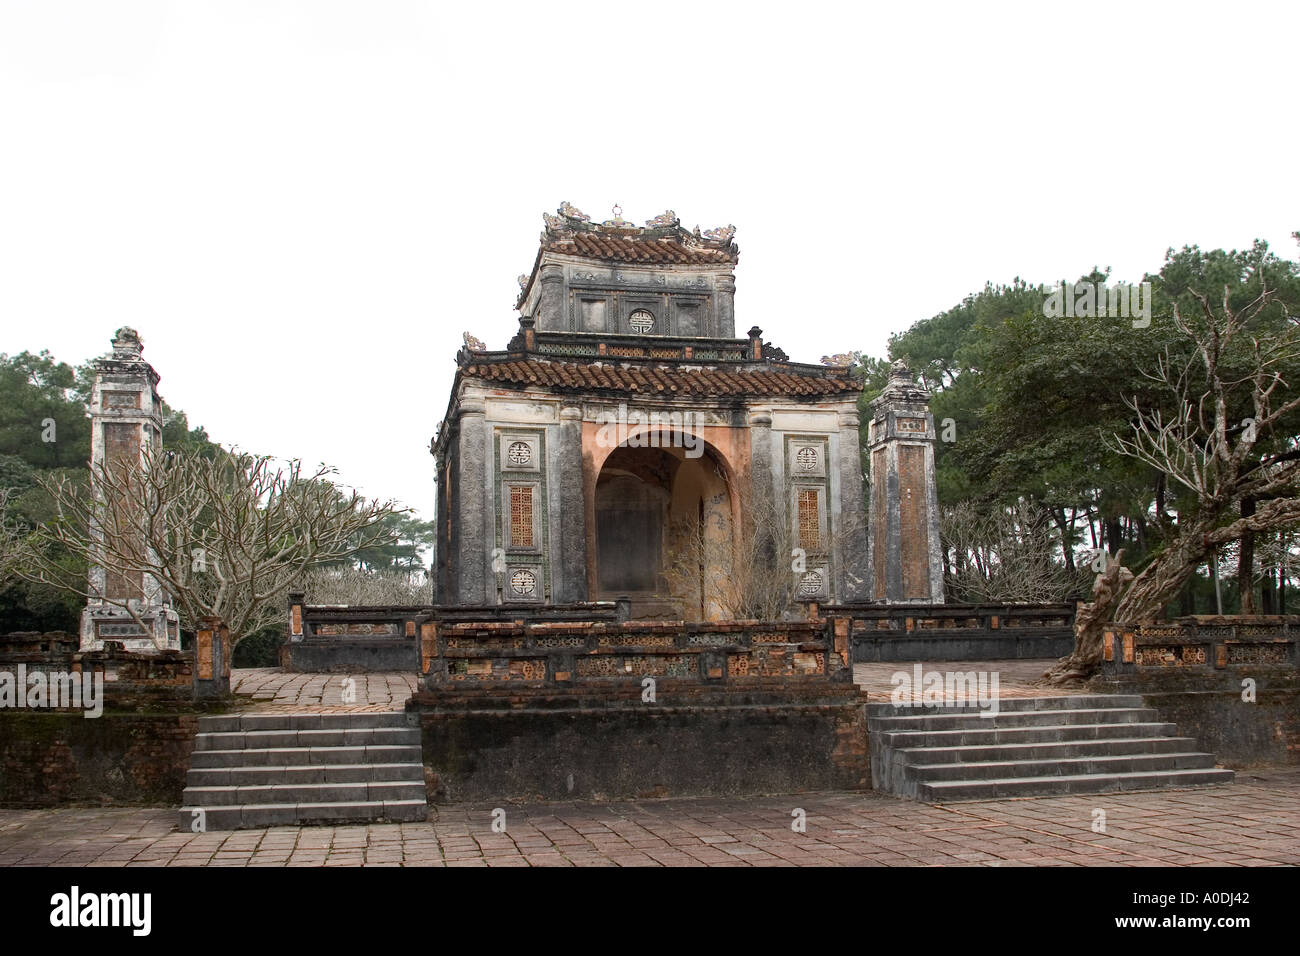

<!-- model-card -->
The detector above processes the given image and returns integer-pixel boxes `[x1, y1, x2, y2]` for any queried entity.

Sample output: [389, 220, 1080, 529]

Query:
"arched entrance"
[592, 433, 736, 620]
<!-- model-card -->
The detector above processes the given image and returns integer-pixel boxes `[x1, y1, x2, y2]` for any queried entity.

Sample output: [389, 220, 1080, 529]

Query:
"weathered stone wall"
[420, 615, 855, 688]
[418, 690, 868, 803]
[1, 632, 198, 708]
[282, 603, 426, 673]
[0, 712, 201, 807]
[0, 631, 226, 806]
[412, 611, 868, 802]
[842, 604, 1076, 661]
[1094, 615, 1300, 766]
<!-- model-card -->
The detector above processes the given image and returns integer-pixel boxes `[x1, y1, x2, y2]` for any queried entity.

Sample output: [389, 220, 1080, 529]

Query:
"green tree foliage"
[871, 239, 1300, 613]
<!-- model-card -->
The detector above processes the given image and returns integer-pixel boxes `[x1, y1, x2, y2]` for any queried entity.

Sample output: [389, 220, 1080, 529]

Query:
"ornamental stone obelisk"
[866, 360, 945, 604]
[79, 327, 180, 651]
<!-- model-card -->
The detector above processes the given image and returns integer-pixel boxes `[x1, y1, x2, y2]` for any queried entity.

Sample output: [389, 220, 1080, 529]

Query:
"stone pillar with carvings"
[836, 409, 870, 602]
[556, 404, 587, 602]
[80, 327, 180, 651]
[456, 397, 489, 604]
[866, 360, 945, 604]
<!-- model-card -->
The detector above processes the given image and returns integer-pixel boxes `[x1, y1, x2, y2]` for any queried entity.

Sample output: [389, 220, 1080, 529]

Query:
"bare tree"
[300, 564, 428, 606]
[1106, 284, 1300, 624]
[661, 488, 864, 621]
[0, 488, 32, 587]
[942, 500, 1086, 603]
[23, 445, 404, 645]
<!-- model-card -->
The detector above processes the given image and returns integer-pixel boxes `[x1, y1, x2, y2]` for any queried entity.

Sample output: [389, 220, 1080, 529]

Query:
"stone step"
[915, 767, 1236, 802]
[188, 745, 421, 768]
[868, 707, 1158, 732]
[178, 799, 427, 831]
[866, 695, 1145, 717]
[181, 709, 428, 830]
[877, 721, 1179, 749]
[187, 762, 423, 787]
[193, 727, 419, 751]
[908, 751, 1220, 781]
[894, 735, 1204, 765]
[197, 712, 414, 732]
[181, 781, 426, 806]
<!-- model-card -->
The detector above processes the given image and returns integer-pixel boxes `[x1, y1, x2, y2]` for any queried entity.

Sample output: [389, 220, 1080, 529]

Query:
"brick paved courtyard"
[2, 769, 1296, 867]
[230, 669, 419, 712]
[227, 660, 1063, 712]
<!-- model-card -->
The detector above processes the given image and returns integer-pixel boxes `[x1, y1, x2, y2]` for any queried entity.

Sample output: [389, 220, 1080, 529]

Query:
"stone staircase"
[869, 694, 1235, 802]
[179, 712, 427, 830]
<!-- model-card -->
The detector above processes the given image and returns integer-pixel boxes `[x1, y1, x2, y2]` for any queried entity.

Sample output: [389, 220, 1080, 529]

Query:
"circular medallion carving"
[796, 446, 819, 472]
[629, 310, 654, 334]
[798, 570, 823, 596]
[510, 568, 537, 595]
[507, 441, 532, 466]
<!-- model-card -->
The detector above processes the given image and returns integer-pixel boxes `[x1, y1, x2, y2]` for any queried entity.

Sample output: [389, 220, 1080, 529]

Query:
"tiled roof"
[546, 232, 738, 265]
[462, 359, 861, 398]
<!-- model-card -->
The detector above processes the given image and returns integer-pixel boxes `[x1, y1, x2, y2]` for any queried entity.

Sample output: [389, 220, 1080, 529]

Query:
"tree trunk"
[1238, 497, 1256, 614]
[1114, 518, 1217, 624]
[1104, 516, 1122, 554]
[1261, 561, 1276, 614]
[1042, 548, 1132, 686]
[1054, 508, 1075, 571]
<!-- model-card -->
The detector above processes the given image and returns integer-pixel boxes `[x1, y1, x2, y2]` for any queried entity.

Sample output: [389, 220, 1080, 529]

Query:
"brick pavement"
[2, 769, 1295, 867]
[852, 659, 1070, 702]
[230, 669, 418, 713]
[228, 660, 1067, 714]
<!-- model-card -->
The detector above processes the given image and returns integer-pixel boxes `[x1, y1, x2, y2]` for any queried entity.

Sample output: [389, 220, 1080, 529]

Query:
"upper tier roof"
[516, 204, 739, 308]
[541, 203, 738, 263]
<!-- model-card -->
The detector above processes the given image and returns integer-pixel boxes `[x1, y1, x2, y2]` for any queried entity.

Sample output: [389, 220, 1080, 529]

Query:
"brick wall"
[0, 713, 201, 807]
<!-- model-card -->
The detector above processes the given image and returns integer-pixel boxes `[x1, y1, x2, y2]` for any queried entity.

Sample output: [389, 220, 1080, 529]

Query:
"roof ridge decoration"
[558, 201, 589, 221]
[538, 202, 740, 257]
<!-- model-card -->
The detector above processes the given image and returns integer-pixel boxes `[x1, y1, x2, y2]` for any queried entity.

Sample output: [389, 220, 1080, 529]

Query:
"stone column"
[748, 408, 775, 540]
[80, 327, 179, 652]
[715, 273, 737, 337]
[866, 361, 945, 604]
[556, 404, 588, 603]
[537, 263, 566, 331]
[836, 408, 870, 602]
[456, 397, 489, 604]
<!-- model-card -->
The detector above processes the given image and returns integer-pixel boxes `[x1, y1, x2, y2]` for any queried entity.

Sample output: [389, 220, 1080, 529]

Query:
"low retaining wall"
[1094, 616, 1300, 767]
[418, 686, 867, 803]
[282, 601, 424, 673]
[411, 613, 868, 801]
[0, 631, 229, 807]
[0, 712, 202, 807]
[1, 632, 205, 709]
[836, 603, 1076, 661]
[281, 598, 626, 673]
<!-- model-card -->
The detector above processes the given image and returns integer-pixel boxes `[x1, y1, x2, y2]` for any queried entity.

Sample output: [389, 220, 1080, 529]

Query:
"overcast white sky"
[2, 1, 1297, 527]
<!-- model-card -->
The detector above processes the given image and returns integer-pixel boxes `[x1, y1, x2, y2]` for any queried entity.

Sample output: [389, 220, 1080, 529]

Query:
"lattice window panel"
[797, 488, 821, 551]
[509, 486, 534, 548]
